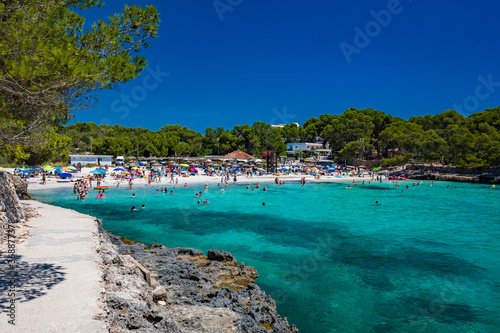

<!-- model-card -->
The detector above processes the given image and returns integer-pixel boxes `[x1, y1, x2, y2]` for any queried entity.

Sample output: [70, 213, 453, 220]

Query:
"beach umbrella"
[139, 168, 147, 171]
[188, 167, 197, 171]
[113, 168, 124, 171]
[180, 163, 189, 167]
[131, 166, 139, 170]
[67, 166, 77, 170]
[89, 170, 102, 174]
[95, 169, 106, 173]
[121, 171, 131, 174]
[53, 166, 63, 170]
[0, 167, 4, 171]
[61, 168, 71, 171]
[59, 173, 72, 178]
[373, 167, 380, 171]
[42, 165, 54, 171]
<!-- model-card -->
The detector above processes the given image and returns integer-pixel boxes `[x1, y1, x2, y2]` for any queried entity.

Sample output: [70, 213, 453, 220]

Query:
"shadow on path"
[0, 255, 66, 312]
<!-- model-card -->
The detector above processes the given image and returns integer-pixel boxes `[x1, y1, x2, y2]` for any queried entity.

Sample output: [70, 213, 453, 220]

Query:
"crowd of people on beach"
[51, 163, 498, 213]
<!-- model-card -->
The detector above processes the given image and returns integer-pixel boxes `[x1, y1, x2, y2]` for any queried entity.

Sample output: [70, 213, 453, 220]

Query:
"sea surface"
[31, 180, 500, 333]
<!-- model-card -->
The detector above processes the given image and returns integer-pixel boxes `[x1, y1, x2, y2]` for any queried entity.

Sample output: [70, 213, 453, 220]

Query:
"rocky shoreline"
[405, 171, 500, 184]
[1, 171, 298, 332]
[97, 222, 298, 332]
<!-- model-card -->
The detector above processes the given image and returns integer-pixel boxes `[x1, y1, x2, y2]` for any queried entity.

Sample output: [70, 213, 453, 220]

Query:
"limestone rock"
[96, 218, 298, 332]
[153, 286, 168, 302]
[207, 249, 238, 266]
[0, 172, 25, 244]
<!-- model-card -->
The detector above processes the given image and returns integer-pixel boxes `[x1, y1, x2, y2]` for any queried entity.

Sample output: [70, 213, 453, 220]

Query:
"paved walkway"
[0, 200, 106, 332]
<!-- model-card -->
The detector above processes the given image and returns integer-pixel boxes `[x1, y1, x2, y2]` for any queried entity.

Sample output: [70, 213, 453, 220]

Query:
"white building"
[286, 143, 332, 159]
[286, 142, 322, 154]
[271, 123, 299, 128]
[69, 155, 113, 166]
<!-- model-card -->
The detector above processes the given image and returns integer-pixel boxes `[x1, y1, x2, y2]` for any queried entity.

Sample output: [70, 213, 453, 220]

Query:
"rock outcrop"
[407, 173, 479, 183]
[405, 170, 500, 184]
[98, 224, 298, 332]
[0, 171, 26, 244]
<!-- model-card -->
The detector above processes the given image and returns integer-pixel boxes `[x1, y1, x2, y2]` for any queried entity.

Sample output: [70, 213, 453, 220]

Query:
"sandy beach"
[3, 167, 370, 192]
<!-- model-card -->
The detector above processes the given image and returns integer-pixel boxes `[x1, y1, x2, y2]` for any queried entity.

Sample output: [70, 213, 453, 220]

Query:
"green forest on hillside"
[1, 2, 499, 168]
[7, 106, 499, 168]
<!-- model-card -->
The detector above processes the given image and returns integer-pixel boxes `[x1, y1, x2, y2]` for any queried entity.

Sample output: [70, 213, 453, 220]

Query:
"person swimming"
[132, 193, 135, 197]
[131, 206, 137, 211]
[263, 186, 267, 191]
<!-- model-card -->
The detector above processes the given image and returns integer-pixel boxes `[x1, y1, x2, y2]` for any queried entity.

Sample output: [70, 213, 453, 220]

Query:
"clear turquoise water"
[31, 180, 500, 332]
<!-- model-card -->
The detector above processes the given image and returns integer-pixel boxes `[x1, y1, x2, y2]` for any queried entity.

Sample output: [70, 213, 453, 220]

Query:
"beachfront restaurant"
[69, 154, 113, 166]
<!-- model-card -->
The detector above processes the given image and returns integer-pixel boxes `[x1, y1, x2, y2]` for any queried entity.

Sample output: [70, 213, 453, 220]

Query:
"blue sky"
[73, 0, 500, 132]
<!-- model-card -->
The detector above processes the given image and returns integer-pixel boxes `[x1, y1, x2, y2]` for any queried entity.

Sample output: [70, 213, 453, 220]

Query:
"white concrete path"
[0, 200, 106, 333]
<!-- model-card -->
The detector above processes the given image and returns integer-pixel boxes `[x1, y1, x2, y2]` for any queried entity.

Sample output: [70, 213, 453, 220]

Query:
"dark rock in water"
[207, 249, 238, 266]
[408, 171, 500, 184]
[98, 222, 298, 332]
[478, 173, 500, 184]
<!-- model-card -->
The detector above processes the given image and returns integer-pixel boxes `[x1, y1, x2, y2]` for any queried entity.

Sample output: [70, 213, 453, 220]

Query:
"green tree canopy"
[0, 0, 159, 161]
